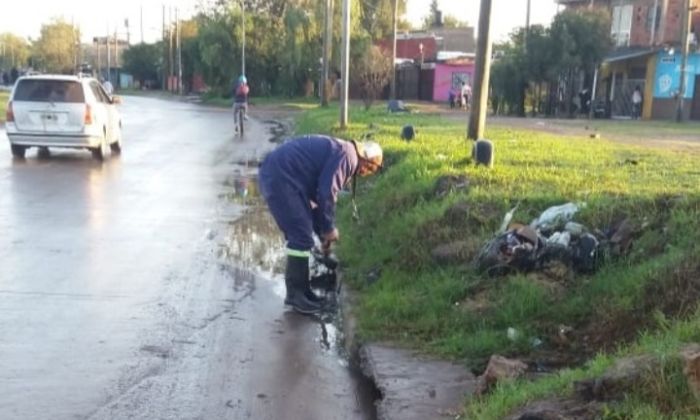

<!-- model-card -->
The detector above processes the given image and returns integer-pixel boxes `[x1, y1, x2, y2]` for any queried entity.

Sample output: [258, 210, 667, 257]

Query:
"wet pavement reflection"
[0, 97, 375, 420]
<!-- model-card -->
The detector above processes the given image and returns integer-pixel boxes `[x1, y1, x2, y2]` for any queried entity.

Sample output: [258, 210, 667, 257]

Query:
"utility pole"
[525, 0, 531, 50]
[177, 8, 183, 95]
[241, 0, 246, 75]
[114, 29, 119, 86]
[162, 4, 166, 90]
[141, 4, 144, 44]
[390, 0, 398, 100]
[169, 7, 174, 91]
[321, 0, 333, 106]
[675, 0, 694, 122]
[468, 0, 493, 140]
[107, 23, 111, 84]
[339, 0, 350, 128]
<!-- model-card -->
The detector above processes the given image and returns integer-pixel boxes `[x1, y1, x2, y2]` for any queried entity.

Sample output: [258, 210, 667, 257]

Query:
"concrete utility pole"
[321, 0, 333, 106]
[141, 5, 145, 44]
[390, 0, 398, 100]
[242, 0, 246, 75]
[468, 0, 494, 140]
[339, 0, 350, 128]
[107, 23, 111, 84]
[162, 4, 166, 90]
[176, 8, 183, 94]
[525, 0, 531, 49]
[676, 0, 694, 122]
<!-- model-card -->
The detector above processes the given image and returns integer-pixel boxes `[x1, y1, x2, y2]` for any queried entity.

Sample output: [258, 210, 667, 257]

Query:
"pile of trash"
[476, 203, 614, 276]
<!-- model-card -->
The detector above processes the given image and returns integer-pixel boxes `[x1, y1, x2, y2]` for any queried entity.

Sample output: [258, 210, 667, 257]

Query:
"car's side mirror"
[111, 96, 122, 105]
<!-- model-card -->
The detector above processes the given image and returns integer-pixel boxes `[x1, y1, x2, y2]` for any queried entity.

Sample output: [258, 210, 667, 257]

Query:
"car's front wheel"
[10, 144, 27, 159]
[110, 129, 122, 154]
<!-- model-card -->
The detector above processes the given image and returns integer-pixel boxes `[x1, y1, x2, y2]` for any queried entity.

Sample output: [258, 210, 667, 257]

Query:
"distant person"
[461, 82, 472, 111]
[102, 78, 114, 95]
[632, 86, 643, 120]
[233, 75, 250, 132]
[10, 67, 19, 84]
[1, 71, 8, 86]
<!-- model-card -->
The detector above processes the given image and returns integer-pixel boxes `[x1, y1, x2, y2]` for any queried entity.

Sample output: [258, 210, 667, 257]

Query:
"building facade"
[557, 0, 700, 119]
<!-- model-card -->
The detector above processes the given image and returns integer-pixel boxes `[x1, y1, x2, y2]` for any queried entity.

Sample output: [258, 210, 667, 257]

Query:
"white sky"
[406, 0, 562, 41]
[0, 0, 561, 44]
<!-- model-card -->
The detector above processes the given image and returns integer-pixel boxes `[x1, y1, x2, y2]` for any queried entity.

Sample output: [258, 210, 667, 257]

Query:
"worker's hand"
[322, 228, 339, 254]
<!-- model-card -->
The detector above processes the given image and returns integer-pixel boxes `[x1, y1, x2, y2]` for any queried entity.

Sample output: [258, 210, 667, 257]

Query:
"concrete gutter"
[340, 285, 477, 420]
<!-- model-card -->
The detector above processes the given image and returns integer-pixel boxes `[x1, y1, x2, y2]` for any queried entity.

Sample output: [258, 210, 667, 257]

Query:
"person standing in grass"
[258, 135, 383, 315]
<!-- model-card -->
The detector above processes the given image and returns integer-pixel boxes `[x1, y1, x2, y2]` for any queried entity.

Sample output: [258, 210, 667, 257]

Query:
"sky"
[0, 0, 561, 44]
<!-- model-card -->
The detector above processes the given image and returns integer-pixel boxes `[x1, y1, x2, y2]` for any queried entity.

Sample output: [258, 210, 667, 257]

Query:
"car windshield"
[13, 80, 85, 103]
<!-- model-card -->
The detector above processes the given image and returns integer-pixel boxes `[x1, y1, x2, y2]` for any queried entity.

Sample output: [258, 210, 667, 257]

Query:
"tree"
[442, 15, 468, 29]
[421, 0, 441, 29]
[549, 9, 611, 116]
[0, 33, 31, 69]
[122, 43, 161, 87]
[351, 45, 392, 109]
[359, 0, 408, 40]
[33, 19, 80, 73]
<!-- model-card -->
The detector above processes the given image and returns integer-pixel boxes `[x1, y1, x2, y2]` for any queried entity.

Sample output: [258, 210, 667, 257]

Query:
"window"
[13, 80, 85, 103]
[611, 4, 633, 47]
[646, 5, 661, 32]
[90, 82, 110, 103]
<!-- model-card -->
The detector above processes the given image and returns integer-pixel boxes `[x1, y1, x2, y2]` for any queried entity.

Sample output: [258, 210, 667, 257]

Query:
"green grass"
[291, 102, 700, 417]
[201, 93, 318, 109]
[0, 91, 9, 123]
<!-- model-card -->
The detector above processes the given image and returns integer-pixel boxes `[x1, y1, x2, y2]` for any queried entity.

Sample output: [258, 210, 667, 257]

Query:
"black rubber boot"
[284, 255, 322, 315]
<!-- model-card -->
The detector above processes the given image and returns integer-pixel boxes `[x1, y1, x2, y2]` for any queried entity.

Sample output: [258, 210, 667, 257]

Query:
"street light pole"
[321, 0, 333, 107]
[390, 0, 398, 100]
[675, 0, 693, 122]
[242, 0, 246, 76]
[339, 0, 350, 128]
[468, 0, 494, 140]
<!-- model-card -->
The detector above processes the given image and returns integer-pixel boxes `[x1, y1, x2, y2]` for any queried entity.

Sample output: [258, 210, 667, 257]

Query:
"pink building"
[431, 60, 474, 102]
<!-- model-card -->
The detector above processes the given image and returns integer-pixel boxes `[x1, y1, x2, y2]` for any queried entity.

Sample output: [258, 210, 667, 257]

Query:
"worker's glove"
[322, 228, 339, 255]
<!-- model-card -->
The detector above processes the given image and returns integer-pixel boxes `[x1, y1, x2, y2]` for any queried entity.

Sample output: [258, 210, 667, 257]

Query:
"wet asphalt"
[0, 97, 375, 420]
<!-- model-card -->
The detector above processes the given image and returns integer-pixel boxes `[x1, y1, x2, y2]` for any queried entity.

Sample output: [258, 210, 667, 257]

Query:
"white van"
[4, 75, 122, 160]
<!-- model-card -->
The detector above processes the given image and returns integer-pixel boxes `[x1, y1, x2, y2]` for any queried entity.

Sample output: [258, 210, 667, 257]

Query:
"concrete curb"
[339, 282, 477, 420]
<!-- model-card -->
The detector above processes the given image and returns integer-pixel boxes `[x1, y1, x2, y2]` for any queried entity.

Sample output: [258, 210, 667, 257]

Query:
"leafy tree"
[351, 44, 392, 109]
[122, 43, 161, 87]
[0, 33, 31, 69]
[33, 19, 80, 73]
[442, 15, 468, 29]
[359, 0, 408, 40]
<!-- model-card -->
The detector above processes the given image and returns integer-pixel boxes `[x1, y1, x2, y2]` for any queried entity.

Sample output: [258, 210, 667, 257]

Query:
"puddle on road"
[216, 161, 378, 419]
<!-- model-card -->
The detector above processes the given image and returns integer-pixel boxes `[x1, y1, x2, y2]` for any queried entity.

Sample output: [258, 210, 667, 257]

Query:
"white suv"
[4, 75, 122, 160]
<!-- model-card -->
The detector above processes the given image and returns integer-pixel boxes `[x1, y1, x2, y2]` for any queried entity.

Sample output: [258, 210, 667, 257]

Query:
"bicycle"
[234, 103, 246, 136]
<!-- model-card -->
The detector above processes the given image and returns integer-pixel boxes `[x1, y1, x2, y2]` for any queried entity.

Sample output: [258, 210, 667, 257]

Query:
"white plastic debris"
[533, 202, 582, 231]
[507, 327, 520, 342]
[547, 231, 571, 247]
[564, 222, 586, 237]
[498, 204, 520, 234]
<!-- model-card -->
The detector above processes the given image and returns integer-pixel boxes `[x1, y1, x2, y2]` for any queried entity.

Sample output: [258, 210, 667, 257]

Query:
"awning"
[603, 47, 659, 64]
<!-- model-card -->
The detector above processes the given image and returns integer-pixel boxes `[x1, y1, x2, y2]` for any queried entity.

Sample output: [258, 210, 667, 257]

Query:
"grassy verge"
[201, 92, 319, 110]
[292, 103, 700, 417]
[0, 91, 9, 123]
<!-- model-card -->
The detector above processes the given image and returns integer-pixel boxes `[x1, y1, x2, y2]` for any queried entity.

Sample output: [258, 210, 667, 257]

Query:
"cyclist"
[233, 75, 249, 132]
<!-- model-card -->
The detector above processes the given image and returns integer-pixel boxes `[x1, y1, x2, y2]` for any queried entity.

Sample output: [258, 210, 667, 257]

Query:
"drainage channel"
[220, 169, 380, 419]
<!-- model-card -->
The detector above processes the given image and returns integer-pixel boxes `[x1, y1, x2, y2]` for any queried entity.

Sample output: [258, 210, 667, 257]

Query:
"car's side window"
[89, 82, 106, 103]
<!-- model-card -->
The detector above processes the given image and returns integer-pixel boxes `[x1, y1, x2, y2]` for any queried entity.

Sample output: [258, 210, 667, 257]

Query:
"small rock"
[476, 355, 528, 395]
[434, 175, 469, 198]
[431, 241, 471, 264]
[574, 354, 659, 401]
[680, 343, 700, 399]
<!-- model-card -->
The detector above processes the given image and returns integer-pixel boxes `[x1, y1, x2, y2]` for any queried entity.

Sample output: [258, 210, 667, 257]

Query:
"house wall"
[432, 63, 474, 102]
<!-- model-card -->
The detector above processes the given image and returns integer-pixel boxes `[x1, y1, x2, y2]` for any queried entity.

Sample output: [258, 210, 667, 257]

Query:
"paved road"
[0, 97, 374, 420]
